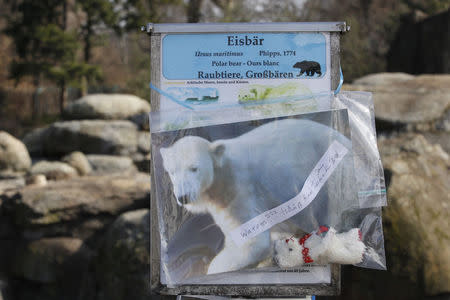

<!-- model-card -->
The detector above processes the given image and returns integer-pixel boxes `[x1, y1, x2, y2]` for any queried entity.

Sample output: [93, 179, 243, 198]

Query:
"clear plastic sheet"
[331, 91, 387, 208]
[151, 100, 387, 285]
[150, 91, 387, 209]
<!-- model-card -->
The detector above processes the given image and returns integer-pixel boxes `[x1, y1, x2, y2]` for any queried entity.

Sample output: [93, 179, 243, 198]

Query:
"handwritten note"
[230, 140, 349, 245]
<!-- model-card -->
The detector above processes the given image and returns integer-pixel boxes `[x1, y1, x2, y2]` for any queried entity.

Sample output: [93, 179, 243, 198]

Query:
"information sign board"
[146, 22, 348, 298]
[160, 32, 329, 113]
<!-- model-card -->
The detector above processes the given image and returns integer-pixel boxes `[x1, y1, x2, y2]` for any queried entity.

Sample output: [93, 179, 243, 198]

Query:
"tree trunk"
[80, 76, 88, 97]
[360, 0, 372, 27]
[59, 79, 67, 114]
[81, 16, 92, 96]
[62, 0, 67, 29]
[84, 23, 92, 64]
[32, 74, 40, 120]
[187, 0, 203, 23]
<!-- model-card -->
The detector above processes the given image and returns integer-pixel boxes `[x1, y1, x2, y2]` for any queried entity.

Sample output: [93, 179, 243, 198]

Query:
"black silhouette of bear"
[293, 60, 322, 77]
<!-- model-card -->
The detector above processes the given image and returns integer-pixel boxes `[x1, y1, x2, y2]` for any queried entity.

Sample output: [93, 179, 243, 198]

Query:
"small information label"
[230, 140, 349, 246]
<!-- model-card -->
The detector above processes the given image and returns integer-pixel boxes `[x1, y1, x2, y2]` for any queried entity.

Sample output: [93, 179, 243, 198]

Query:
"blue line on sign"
[334, 67, 344, 95]
[149, 82, 194, 110]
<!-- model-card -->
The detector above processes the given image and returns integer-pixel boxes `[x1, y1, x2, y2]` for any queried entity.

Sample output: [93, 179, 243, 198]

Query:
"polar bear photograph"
[153, 110, 356, 282]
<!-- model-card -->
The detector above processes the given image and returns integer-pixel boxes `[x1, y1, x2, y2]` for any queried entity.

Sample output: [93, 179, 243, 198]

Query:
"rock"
[436, 109, 450, 132]
[1, 173, 150, 226]
[30, 161, 78, 180]
[62, 151, 92, 175]
[380, 133, 450, 296]
[0, 239, 15, 276]
[422, 132, 450, 154]
[138, 131, 151, 153]
[63, 94, 150, 120]
[0, 131, 31, 172]
[133, 153, 151, 173]
[332, 264, 433, 300]
[344, 74, 450, 126]
[0, 173, 25, 193]
[86, 155, 137, 175]
[13, 281, 96, 300]
[129, 112, 150, 131]
[12, 237, 92, 283]
[0, 215, 15, 240]
[21, 127, 47, 155]
[421, 109, 450, 154]
[352, 72, 415, 86]
[95, 209, 150, 300]
[25, 174, 47, 187]
[23, 120, 139, 156]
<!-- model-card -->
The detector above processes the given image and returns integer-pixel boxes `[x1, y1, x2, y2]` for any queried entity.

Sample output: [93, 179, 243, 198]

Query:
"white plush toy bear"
[274, 226, 366, 267]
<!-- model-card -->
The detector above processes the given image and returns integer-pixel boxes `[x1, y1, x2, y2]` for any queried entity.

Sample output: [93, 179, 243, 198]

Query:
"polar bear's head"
[160, 136, 225, 207]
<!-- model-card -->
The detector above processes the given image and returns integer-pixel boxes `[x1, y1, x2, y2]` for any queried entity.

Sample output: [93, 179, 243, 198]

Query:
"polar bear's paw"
[207, 234, 272, 274]
[206, 247, 263, 274]
[207, 252, 237, 274]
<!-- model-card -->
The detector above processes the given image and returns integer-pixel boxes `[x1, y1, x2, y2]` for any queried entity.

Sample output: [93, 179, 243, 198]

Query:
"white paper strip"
[230, 140, 349, 245]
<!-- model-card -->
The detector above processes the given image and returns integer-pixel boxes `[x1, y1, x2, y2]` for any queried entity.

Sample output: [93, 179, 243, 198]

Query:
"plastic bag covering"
[151, 104, 386, 286]
[150, 90, 387, 210]
[331, 91, 387, 208]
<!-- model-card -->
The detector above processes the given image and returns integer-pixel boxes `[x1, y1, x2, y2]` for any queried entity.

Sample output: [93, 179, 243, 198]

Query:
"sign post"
[145, 22, 349, 298]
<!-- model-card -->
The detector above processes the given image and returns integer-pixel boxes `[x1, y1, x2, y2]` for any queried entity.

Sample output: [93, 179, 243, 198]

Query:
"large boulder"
[25, 174, 47, 187]
[380, 134, 450, 296]
[11, 237, 94, 300]
[1, 173, 150, 227]
[23, 120, 139, 156]
[137, 131, 151, 154]
[21, 127, 47, 155]
[63, 94, 150, 120]
[423, 131, 450, 154]
[0, 131, 31, 172]
[86, 155, 137, 175]
[0, 173, 25, 194]
[30, 161, 78, 180]
[352, 72, 415, 86]
[344, 74, 450, 126]
[12, 237, 92, 283]
[0, 219, 15, 274]
[95, 209, 150, 300]
[133, 153, 151, 173]
[129, 112, 150, 131]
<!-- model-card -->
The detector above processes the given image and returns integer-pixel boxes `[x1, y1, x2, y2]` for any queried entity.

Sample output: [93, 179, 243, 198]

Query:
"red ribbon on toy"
[299, 226, 330, 263]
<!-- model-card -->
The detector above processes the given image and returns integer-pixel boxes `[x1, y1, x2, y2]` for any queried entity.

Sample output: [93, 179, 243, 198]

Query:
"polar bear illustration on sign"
[160, 118, 352, 274]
